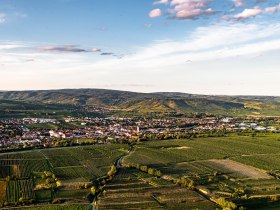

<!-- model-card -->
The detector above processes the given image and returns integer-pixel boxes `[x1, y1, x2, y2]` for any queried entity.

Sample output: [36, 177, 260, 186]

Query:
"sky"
[0, 0, 280, 95]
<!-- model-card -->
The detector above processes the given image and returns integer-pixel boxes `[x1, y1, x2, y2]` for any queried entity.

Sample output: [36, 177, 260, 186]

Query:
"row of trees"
[34, 171, 62, 190]
[127, 163, 162, 178]
[87, 165, 118, 202]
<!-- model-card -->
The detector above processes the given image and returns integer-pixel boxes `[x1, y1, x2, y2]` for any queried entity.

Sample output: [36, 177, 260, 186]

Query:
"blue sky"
[0, 0, 280, 95]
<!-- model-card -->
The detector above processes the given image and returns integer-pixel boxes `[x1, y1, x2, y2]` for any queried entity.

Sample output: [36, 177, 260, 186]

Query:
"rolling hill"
[0, 89, 280, 117]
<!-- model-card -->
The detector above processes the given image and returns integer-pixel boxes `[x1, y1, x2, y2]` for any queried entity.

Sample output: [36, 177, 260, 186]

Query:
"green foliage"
[215, 198, 237, 210]
[90, 186, 96, 195]
[107, 165, 117, 177]
[148, 168, 155, 175]
[52, 198, 64, 204]
[140, 165, 148, 172]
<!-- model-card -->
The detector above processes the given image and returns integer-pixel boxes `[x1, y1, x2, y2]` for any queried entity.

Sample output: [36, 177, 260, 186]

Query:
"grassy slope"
[1, 89, 280, 116]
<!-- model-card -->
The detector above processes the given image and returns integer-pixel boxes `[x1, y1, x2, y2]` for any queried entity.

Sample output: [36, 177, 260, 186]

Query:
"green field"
[0, 144, 128, 207]
[2, 134, 280, 209]
[98, 168, 219, 210]
[123, 134, 280, 209]
[5, 203, 91, 210]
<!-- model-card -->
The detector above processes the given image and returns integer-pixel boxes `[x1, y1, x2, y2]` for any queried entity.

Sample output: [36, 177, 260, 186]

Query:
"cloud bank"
[149, 0, 280, 20]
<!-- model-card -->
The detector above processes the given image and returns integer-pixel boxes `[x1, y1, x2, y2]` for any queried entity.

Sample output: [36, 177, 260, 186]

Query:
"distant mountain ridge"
[0, 89, 280, 116]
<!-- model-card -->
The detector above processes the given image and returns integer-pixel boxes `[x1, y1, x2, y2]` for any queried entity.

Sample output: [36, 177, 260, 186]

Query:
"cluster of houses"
[0, 116, 279, 150]
[2, 118, 58, 125]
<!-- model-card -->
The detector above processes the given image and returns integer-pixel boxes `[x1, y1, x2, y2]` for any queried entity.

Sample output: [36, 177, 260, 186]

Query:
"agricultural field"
[0, 144, 128, 207]
[4, 203, 91, 210]
[1, 134, 280, 209]
[97, 167, 219, 210]
[123, 134, 280, 209]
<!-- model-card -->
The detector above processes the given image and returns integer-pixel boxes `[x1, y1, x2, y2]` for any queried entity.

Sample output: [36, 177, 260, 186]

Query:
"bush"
[140, 165, 148, 172]
[215, 198, 237, 210]
[52, 198, 64, 204]
[148, 168, 155, 175]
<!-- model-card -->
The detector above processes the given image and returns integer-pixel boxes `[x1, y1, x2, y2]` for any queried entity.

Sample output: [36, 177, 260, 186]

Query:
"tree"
[155, 170, 162, 177]
[188, 180, 195, 190]
[216, 198, 237, 210]
[91, 186, 97, 195]
[18, 197, 24, 204]
[140, 165, 148, 172]
[148, 168, 155, 175]
[107, 165, 117, 177]
[56, 180, 62, 188]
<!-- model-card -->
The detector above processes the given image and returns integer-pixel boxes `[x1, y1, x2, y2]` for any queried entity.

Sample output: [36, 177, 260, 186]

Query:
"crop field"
[0, 181, 6, 203]
[0, 144, 128, 207]
[54, 188, 89, 199]
[124, 135, 280, 173]
[0, 160, 31, 178]
[2, 134, 280, 209]
[123, 134, 280, 209]
[6, 179, 35, 203]
[232, 154, 280, 171]
[6, 203, 91, 210]
[206, 159, 271, 179]
[97, 168, 218, 210]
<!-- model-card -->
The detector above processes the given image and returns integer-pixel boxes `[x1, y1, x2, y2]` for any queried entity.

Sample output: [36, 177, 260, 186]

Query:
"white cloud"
[150, 0, 279, 21]
[81, 21, 280, 72]
[0, 13, 6, 24]
[1, 22, 280, 94]
[153, 0, 168, 5]
[263, 3, 280, 14]
[0, 43, 24, 50]
[149, 8, 162, 18]
[170, 0, 206, 6]
[234, 7, 262, 19]
[168, 0, 216, 19]
[232, 0, 245, 7]
[2, 22, 280, 68]
[233, 3, 280, 19]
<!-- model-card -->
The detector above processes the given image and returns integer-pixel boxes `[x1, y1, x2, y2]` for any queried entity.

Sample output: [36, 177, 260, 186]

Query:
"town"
[1, 116, 279, 151]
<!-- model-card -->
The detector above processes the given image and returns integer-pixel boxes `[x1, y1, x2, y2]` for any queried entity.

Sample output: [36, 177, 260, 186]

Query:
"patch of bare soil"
[167, 146, 191, 150]
[208, 159, 271, 179]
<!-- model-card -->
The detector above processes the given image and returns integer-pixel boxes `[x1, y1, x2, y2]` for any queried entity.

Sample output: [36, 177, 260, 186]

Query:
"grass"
[54, 189, 89, 199]
[35, 190, 52, 202]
